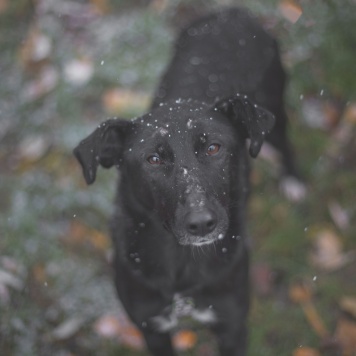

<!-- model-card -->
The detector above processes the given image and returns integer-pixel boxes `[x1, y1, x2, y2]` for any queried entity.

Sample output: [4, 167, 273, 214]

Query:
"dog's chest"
[150, 293, 217, 332]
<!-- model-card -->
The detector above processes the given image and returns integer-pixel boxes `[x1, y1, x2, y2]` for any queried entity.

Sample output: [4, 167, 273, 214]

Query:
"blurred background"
[0, 0, 356, 355]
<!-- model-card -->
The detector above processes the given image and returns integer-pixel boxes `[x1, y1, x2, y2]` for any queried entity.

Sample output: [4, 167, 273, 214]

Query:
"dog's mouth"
[191, 238, 217, 247]
[177, 230, 226, 247]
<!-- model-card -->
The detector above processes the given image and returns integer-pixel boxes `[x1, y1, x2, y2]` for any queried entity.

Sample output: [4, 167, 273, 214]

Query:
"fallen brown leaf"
[344, 102, 356, 124]
[94, 314, 144, 350]
[278, 0, 303, 23]
[289, 281, 313, 304]
[90, 0, 110, 14]
[102, 88, 150, 115]
[118, 325, 144, 350]
[335, 317, 356, 355]
[293, 347, 321, 356]
[340, 297, 356, 319]
[289, 281, 329, 338]
[309, 228, 349, 271]
[32, 264, 47, 284]
[19, 26, 52, 72]
[0, 0, 8, 14]
[22, 65, 58, 102]
[65, 220, 111, 253]
[173, 330, 197, 351]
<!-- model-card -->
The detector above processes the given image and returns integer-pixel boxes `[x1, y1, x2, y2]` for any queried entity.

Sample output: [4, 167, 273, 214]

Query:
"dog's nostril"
[185, 210, 217, 236]
[207, 220, 215, 229]
[188, 223, 199, 234]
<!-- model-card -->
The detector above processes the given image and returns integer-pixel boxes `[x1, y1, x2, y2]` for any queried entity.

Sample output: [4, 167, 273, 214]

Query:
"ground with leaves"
[1, 0, 356, 355]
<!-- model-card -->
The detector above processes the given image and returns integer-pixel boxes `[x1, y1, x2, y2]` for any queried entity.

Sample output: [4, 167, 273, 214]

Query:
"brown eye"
[147, 155, 161, 165]
[207, 144, 221, 156]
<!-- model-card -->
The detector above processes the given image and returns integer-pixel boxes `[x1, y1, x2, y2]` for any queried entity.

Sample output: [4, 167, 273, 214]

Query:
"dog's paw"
[279, 176, 307, 202]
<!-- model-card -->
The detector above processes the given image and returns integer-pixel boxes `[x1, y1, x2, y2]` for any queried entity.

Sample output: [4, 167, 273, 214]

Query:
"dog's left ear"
[213, 95, 275, 158]
[73, 118, 131, 185]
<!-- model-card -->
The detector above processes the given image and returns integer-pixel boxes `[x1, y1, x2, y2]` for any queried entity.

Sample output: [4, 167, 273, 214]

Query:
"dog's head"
[74, 95, 274, 246]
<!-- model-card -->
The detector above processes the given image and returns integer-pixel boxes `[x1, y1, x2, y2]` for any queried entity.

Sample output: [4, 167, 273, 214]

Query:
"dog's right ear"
[73, 118, 131, 185]
[213, 95, 275, 158]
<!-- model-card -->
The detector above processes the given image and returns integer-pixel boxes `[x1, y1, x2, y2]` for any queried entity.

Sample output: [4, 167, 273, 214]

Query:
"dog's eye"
[147, 155, 162, 165]
[206, 144, 221, 156]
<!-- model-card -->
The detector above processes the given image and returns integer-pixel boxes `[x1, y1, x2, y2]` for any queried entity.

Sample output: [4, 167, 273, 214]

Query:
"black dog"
[74, 8, 299, 356]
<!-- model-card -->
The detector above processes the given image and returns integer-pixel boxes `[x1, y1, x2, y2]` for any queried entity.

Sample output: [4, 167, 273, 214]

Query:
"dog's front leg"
[141, 329, 176, 356]
[212, 318, 248, 356]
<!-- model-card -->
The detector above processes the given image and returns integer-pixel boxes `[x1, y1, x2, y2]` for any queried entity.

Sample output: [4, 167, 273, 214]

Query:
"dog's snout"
[185, 209, 217, 236]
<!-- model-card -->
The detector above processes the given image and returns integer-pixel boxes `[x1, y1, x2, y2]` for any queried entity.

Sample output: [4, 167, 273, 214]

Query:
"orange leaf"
[102, 88, 150, 115]
[173, 330, 197, 350]
[65, 220, 111, 253]
[94, 314, 144, 350]
[19, 26, 52, 72]
[119, 325, 144, 350]
[0, 0, 8, 14]
[339, 297, 356, 319]
[90, 0, 110, 14]
[344, 102, 356, 124]
[32, 264, 47, 284]
[279, 0, 303, 23]
[289, 281, 313, 304]
[293, 347, 320, 356]
[289, 281, 329, 338]
[335, 317, 356, 355]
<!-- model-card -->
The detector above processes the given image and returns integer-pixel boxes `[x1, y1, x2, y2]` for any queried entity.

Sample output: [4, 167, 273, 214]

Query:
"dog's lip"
[192, 238, 217, 246]
[179, 235, 222, 246]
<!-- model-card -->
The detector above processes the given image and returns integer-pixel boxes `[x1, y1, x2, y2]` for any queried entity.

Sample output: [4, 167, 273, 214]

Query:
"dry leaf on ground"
[293, 347, 321, 356]
[278, 0, 303, 23]
[19, 27, 52, 72]
[94, 314, 144, 350]
[0, 0, 8, 13]
[22, 65, 59, 102]
[309, 228, 350, 271]
[344, 102, 356, 124]
[335, 317, 356, 355]
[289, 281, 329, 338]
[64, 220, 111, 253]
[301, 97, 342, 130]
[102, 88, 150, 115]
[339, 297, 356, 319]
[90, 0, 110, 14]
[289, 281, 313, 304]
[173, 330, 197, 350]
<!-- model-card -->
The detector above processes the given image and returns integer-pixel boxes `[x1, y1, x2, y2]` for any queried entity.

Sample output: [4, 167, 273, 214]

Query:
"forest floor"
[1, 1, 356, 355]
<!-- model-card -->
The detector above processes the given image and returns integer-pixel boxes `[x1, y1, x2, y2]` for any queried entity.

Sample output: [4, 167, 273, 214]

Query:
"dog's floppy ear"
[73, 118, 131, 185]
[213, 94, 275, 158]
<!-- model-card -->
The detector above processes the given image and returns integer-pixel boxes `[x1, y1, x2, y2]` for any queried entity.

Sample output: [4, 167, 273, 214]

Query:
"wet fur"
[74, 7, 299, 356]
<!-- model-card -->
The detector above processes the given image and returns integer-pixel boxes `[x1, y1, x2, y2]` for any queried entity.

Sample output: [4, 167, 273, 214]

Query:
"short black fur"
[74, 7, 298, 356]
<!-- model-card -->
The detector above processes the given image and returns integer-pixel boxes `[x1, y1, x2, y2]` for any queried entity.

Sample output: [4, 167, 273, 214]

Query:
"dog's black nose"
[185, 210, 217, 236]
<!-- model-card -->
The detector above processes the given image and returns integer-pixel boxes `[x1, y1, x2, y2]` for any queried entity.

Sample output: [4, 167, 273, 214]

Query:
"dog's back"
[153, 7, 302, 182]
[153, 8, 284, 110]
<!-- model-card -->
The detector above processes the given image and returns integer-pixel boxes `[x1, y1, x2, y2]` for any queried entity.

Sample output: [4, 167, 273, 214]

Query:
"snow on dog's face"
[74, 97, 274, 246]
